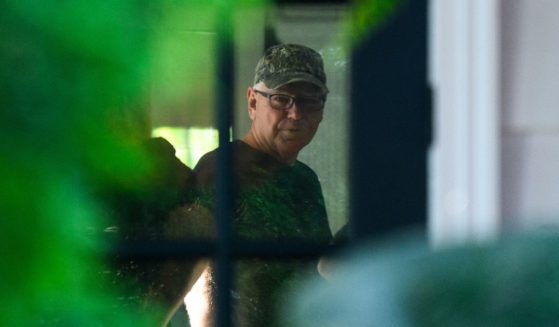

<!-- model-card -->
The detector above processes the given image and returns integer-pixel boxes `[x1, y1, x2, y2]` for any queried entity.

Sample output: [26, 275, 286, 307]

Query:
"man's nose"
[287, 102, 303, 120]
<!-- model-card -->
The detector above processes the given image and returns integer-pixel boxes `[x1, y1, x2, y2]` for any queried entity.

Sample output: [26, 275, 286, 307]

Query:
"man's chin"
[276, 140, 306, 161]
[278, 134, 306, 145]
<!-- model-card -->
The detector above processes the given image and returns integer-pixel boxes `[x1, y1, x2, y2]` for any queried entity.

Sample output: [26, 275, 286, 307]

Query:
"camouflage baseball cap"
[254, 44, 328, 93]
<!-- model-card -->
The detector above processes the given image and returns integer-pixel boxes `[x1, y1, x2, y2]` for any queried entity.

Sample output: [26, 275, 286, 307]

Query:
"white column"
[429, 0, 501, 247]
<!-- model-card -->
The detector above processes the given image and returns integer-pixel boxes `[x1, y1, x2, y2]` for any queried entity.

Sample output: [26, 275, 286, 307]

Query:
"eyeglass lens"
[270, 94, 323, 112]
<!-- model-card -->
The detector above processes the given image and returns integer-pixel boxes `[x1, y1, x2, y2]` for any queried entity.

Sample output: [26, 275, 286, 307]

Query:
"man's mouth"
[279, 128, 302, 139]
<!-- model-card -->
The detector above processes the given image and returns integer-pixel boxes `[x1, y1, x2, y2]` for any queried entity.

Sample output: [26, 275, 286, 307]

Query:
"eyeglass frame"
[253, 89, 326, 113]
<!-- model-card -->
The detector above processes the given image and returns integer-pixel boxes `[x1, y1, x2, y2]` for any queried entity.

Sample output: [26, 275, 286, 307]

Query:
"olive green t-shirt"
[194, 140, 332, 326]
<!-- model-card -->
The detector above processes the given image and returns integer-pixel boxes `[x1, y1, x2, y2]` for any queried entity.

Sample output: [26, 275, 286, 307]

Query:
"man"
[193, 44, 333, 326]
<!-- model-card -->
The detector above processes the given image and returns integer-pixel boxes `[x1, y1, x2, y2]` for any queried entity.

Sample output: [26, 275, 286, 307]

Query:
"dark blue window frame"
[116, 1, 429, 326]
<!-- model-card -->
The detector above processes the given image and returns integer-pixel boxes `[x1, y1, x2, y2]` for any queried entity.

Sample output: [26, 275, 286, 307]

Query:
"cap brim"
[264, 72, 329, 94]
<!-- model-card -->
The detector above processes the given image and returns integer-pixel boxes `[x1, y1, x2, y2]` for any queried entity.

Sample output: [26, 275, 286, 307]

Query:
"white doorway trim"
[429, 0, 502, 247]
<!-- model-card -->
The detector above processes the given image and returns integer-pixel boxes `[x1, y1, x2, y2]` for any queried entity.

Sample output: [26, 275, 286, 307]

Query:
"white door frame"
[429, 0, 501, 247]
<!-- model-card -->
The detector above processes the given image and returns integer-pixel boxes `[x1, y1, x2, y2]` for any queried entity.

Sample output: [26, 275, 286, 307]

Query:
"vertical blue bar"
[215, 1, 234, 326]
[350, 0, 428, 240]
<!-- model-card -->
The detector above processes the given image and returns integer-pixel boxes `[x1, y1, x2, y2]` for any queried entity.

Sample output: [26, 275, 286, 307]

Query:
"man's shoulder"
[293, 160, 319, 180]
[193, 141, 259, 186]
[194, 147, 217, 171]
[193, 147, 219, 187]
[196, 140, 273, 166]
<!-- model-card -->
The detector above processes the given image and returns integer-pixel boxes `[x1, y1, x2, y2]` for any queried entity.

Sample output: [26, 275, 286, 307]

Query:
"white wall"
[430, 0, 559, 246]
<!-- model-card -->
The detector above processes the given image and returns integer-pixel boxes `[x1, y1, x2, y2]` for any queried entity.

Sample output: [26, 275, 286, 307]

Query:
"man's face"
[247, 81, 325, 163]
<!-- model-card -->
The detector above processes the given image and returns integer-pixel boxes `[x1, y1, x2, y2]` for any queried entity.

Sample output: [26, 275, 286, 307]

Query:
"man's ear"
[247, 87, 257, 120]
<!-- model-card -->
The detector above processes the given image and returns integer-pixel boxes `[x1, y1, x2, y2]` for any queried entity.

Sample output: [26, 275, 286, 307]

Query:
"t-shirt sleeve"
[193, 151, 216, 189]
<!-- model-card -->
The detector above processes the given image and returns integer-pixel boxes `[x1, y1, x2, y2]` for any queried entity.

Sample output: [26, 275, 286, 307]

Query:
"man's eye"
[271, 95, 291, 106]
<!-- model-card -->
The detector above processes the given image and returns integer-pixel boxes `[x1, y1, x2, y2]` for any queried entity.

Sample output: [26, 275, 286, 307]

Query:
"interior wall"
[233, 6, 266, 138]
[501, 0, 559, 230]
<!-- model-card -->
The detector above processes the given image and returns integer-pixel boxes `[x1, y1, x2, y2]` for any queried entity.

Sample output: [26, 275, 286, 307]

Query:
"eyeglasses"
[253, 89, 325, 113]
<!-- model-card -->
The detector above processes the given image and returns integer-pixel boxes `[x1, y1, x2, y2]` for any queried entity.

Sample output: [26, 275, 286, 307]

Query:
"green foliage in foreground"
[0, 0, 250, 324]
[0, 1, 164, 324]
